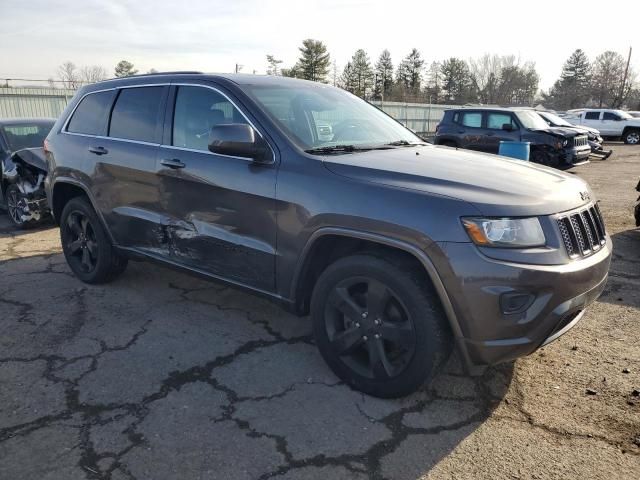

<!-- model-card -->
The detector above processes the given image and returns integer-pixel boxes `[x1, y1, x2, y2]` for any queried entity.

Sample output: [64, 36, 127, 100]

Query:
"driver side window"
[172, 86, 247, 152]
[487, 113, 516, 130]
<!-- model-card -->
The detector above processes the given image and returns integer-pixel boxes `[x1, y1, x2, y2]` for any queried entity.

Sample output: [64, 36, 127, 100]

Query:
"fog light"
[500, 292, 535, 315]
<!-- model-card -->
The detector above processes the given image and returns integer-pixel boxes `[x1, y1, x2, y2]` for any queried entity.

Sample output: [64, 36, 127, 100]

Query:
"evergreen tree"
[340, 49, 374, 98]
[296, 39, 331, 82]
[114, 60, 138, 78]
[374, 49, 394, 99]
[441, 57, 474, 104]
[266, 55, 283, 75]
[396, 48, 424, 94]
[544, 49, 591, 109]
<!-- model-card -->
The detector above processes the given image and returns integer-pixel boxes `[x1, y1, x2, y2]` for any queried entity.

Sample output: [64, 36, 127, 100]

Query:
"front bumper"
[435, 237, 612, 373]
[561, 145, 591, 166]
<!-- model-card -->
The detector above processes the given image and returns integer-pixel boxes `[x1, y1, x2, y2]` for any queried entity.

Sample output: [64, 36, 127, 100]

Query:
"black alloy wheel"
[63, 209, 99, 274]
[311, 254, 452, 398]
[324, 276, 416, 380]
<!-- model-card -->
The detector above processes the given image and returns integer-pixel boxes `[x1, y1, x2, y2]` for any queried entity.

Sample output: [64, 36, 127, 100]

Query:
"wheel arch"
[290, 227, 471, 368]
[51, 178, 116, 244]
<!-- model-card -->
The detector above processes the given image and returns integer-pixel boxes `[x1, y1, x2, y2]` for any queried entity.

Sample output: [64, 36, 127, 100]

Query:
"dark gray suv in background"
[44, 73, 611, 398]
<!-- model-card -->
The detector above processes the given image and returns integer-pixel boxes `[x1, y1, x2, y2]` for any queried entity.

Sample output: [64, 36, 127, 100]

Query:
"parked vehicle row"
[38, 72, 612, 398]
[433, 107, 592, 168]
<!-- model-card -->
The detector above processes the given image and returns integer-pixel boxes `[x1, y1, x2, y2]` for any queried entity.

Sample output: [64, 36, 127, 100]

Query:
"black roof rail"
[130, 71, 203, 77]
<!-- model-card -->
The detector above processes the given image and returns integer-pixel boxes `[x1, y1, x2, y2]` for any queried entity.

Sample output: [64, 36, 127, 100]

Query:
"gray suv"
[44, 73, 611, 398]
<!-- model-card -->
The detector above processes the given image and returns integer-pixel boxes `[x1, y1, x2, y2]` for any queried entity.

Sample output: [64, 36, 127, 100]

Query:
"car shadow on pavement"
[598, 229, 640, 310]
[0, 250, 514, 479]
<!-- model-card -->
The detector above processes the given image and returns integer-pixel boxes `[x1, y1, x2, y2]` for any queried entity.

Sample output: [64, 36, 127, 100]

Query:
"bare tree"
[80, 65, 108, 84]
[57, 61, 81, 89]
[468, 54, 502, 104]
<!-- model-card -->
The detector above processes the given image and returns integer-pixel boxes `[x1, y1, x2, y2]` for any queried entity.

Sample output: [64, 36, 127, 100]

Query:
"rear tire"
[310, 254, 452, 398]
[60, 196, 128, 284]
[623, 129, 640, 145]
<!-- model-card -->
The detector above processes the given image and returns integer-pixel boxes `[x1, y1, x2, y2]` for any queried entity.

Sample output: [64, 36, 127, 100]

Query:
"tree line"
[53, 60, 144, 88]
[272, 40, 540, 106]
[270, 40, 638, 109]
[542, 49, 637, 110]
[51, 42, 639, 110]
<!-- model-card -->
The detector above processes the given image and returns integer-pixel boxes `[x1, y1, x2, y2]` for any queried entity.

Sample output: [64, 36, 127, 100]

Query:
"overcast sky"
[1, 0, 637, 90]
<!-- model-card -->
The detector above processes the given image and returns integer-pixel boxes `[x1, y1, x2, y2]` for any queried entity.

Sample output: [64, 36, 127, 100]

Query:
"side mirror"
[502, 123, 514, 132]
[208, 124, 271, 163]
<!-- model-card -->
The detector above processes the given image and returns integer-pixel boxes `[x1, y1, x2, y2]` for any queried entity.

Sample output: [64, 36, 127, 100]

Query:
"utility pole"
[618, 46, 632, 107]
[235, 63, 243, 74]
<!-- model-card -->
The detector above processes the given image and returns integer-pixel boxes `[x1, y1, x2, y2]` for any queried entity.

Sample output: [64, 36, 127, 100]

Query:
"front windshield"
[241, 82, 423, 151]
[540, 112, 573, 127]
[1, 122, 54, 152]
[516, 111, 551, 130]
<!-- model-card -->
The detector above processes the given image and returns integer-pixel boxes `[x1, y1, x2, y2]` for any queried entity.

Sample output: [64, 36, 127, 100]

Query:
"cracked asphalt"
[1, 145, 639, 479]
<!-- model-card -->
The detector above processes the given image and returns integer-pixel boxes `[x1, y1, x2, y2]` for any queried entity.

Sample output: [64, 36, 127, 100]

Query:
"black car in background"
[537, 111, 612, 160]
[434, 108, 591, 169]
[0, 118, 55, 227]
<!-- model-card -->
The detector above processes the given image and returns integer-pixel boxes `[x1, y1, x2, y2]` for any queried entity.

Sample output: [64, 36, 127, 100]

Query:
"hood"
[555, 125, 599, 137]
[322, 145, 592, 216]
[9, 147, 47, 172]
[544, 126, 582, 138]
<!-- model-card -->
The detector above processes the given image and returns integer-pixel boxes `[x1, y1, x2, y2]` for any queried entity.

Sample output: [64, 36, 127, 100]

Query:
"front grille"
[557, 203, 606, 258]
[571, 135, 588, 147]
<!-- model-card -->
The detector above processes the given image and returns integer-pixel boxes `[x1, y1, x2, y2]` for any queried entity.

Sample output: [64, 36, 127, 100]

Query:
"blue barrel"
[499, 141, 530, 161]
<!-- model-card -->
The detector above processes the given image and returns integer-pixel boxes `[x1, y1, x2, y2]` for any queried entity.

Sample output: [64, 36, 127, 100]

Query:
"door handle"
[457, 129, 465, 134]
[161, 158, 186, 169]
[88, 146, 108, 155]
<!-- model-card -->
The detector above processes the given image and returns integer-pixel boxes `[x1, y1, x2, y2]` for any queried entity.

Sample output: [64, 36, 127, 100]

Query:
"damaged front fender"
[2, 147, 50, 224]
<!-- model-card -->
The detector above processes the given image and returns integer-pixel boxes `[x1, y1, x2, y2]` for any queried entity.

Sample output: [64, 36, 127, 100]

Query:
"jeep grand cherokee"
[44, 73, 611, 398]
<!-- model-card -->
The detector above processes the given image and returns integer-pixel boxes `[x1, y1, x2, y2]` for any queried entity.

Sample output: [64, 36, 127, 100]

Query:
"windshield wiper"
[305, 144, 395, 154]
[305, 145, 361, 154]
[385, 140, 428, 146]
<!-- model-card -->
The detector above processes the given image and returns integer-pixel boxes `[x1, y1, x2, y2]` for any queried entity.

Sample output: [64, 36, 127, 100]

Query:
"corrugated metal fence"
[0, 87, 75, 119]
[0, 88, 453, 134]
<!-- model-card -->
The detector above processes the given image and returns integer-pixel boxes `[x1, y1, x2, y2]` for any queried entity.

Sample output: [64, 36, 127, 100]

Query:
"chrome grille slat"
[557, 203, 607, 259]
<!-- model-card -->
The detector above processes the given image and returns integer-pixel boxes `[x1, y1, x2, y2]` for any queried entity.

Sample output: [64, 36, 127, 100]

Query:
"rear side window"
[67, 90, 116, 135]
[461, 112, 482, 128]
[109, 87, 164, 143]
[487, 113, 516, 129]
[172, 86, 248, 152]
[585, 111, 600, 120]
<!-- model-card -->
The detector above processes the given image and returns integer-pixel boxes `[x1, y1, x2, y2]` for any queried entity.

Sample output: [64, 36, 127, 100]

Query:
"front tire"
[310, 254, 452, 398]
[530, 149, 559, 168]
[623, 129, 640, 145]
[5, 184, 37, 229]
[60, 196, 127, 284]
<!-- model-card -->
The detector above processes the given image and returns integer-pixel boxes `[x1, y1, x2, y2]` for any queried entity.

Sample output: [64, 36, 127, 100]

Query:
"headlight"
[462, 217, 545, 248]
[561, 139, 568, 147]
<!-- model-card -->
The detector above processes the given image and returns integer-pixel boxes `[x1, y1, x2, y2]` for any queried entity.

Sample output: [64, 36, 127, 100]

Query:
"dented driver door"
[153, 84, 278, 292]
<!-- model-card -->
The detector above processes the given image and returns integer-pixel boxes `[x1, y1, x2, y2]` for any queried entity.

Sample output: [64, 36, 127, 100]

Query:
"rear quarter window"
[67, 90, 116, 135]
